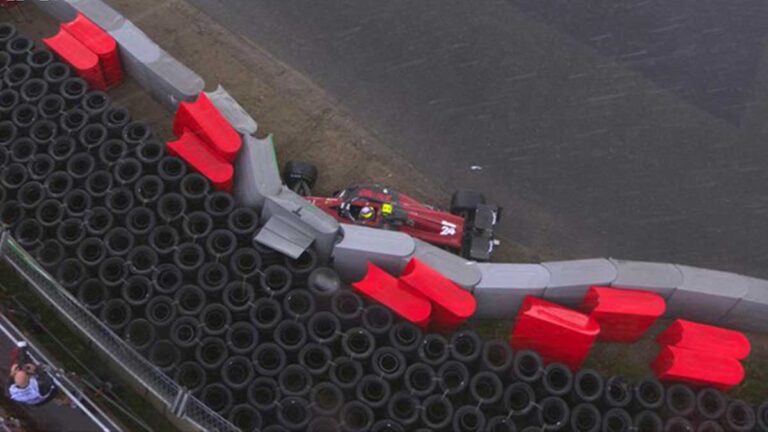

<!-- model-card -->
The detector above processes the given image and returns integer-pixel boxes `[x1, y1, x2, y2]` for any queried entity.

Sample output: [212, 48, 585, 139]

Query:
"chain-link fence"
[0, 232, 238, 432]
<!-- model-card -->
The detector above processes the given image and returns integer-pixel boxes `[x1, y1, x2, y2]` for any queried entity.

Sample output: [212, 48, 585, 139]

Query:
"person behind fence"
[7, 343, 60, 406]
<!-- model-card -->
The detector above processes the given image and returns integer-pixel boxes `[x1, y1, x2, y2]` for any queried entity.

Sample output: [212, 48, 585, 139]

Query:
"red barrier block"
[399, 258, 476, 332]
[62, 13, 123, 88]
[167, 130, 234, 192]
[581, 286, 665, 342]
[173, 93, 241, 161]
[652, 345, 745, 390]
[657, 319, 751, 360]
[510, 296, 600, 370]
[43, 29, 107, 90]
[352, 263, 432, 328]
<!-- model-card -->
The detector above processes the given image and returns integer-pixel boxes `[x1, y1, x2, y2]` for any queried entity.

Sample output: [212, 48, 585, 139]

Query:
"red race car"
[283, 161, 502, 261]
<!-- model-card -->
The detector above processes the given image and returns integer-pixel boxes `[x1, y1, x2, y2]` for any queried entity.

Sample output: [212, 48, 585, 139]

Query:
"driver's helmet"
[359, 206, 375, 220]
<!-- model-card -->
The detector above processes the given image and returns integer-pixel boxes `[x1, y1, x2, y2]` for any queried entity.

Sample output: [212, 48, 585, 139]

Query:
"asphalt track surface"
[189, 0, 768, 277]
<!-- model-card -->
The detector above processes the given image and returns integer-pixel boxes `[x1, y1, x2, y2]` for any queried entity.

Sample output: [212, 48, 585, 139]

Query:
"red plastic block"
[510, 296, 600, 370]
[43, 29, 107, 90]
[652, 345, 745, 390]
[173, 93, 241, 161]
[581, 286, 665, 342]
[167, 130, 234, 192]
[352, 263, 432, 328]
[62, 13, 123, 87]
[657, 319, 751, 360]
[399, 258, 476, 332]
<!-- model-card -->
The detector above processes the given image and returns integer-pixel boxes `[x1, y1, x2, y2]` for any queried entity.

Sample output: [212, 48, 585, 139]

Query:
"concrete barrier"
[233, 134, 282, 211]
[541, 258, 617, 308]
[412, 239, 482, 291]
[333, 224, 416, 283]
[665, 265, 750, 323]
[719, 277, 768, 332]
[609, 259, 682, 299]
[206, 85, 258, 135]
[473, 263, 550, 318]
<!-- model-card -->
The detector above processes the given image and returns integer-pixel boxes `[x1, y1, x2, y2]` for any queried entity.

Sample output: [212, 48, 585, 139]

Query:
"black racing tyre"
[481, 339, 514, 376]
[81, 91, 110, 120]
[20, 78, 48, 104]
[66, 152, 96, 181]
[222, 281, 254, 314]
[205, 228, 237, 259]
[104, 227, 135, 257]
[283, 160, 318, 191]
[0, 23, 15, 50]
[283, 289, 316, 321]
[275, 320, 308, 355]
[78, 123, 108, 152]
[136, 140, 164, 168]
[0, 200, 23, 228]
[84, 207, 114, 236]
[64, 189, 93, 218]
[174, 361, 207, 394]
[259, 265, 293, 297]
[665, 384, 696, 418]
[101, 105, 130, 136]
[56, 218, 86, 247]
[330, 290, 364, 325]
[369, 346, 406, 382]
[124, 319, 156, 352]
[538, 397, 570, 431]
[27, 49, 54, 75]
[200, 383, 233, 416]
[7, 36, 34, 62]
[28, 154, 55, 182]
[174, 242, 204, 272]
[450, 329, 483, 364]
[98, 139, 128, 165]
[197, 262, 229, 294]
[572, 369, 605, 404]
[228, 404, 262, 432]
[180, 173, 210, 209]
[84, 170, 113, 198]
[1, 163, 27, 191]
[307, 311, 342, 344]
[125, 207, 156, 238]
[602, 408, 632, 432]
[308, 417, 339, 432]
[356, 374, 390, 409]
[204, 191, 235, 220]
[149, 225, 179, 260]
[361, 304, 394, 338]
[279, 364, 314, 397]
[453, 405, 486, 432]
[59, 108, 88, 135]
[175, 285, 206, 316]
[634, 411, 663, 432]
[221, 355, 254, 391]
[9, 137, 36, 163]
[298, 343, 333, 377]
[35, 199, 65, 228]
[229, 248, 262, 281]
[284, 248, 318, 277]
[100, 298, 132, 332]
[35, 239, 64, 269]
[570, 403, 601, 432]
[157, 193, 186, 223]
[503, 382, 536, 417]
[37, 94, 64, 120]
[388, 322, 423, 358]
[724, 400, 756, 432]
[468, 371, 503, 407]
[277, 397, 312, 431]
[250, 298, 283, 332]
[437, 360, 470, 397]
[153, 264, 183, 294]
[0, 121, 16, 146]
[543, 363, 574, 397]
[227, 207, 259, 239]
[329, 357, 364, 393]
[121, 275, 153, 307]
[133, 175, 164, 206]
[59, 77, 88, 107]
[696, 388, 726, 421]
[98, 256, 128, 288]
[77, 279, 107, 311]
[757, 401, 768, 432]
[247, 377, 281, 412]
[105, 188, 135, 219]
[485, 416, 517, 432]
[48, 137, 76, 165]
[148, 341, 180, 373]
[14, 219, 43, 250]
[183, 211, 213, 240]
[199, 304, 231, 337]
[76, 237, 107, 269]
[112, 158, 143, 186]
[157, 155, 187, 188]
[450, 189, 486, 215]
[121, 121, 151, 146]
[0, 90, 18, 118]
[4, 64, 31, 89]
[29, 120, 57, 148]
[697, 420, 723, 432]
[42, 62, 71, 91]
[251, 343, 287, 378]
[603, 376, 633, 410]
[196, 337, 229, 371]
[387, 391, 420, 428]
[226, 322, 259, 355]
[126, 246, 158, 275]
[341, 327, 375, 361]
[307, 267, 342, 304]
[663, 417, 693, 432]
[403, 362, 436, 398]
[17, 181, 44, 209]
[420, 395, 453, 431]
[310, 382, 344, 417]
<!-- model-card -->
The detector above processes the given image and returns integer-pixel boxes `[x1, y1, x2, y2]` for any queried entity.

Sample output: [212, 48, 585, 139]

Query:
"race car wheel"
[450, 189, 486, 215]
[283, 160, 318, 194]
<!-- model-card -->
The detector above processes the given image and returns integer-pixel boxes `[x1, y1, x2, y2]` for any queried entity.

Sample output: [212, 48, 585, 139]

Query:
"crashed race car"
[282, 161, 502, 261]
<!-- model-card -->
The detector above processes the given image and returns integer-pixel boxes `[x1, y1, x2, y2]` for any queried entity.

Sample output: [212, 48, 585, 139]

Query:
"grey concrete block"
[541, 258, 617, 307]
[473, 263, 550, 319]
[255, 216, 315, 260]
[332, 224, 416, 283]
[609, 258, 683, 299]
[32, 0, 78, 22]
[109, 21, 204, 109]
[665, 265, 750, 323]
[718, 277, 768, 332]
[411, 239, 482, 291]
[260, 186, 340, 262]
[70, 0, 125, 30]
[233, 134, 282, 210]
[206, 85, 258, 135]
